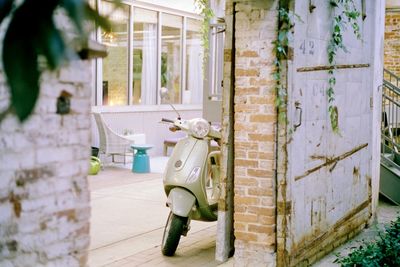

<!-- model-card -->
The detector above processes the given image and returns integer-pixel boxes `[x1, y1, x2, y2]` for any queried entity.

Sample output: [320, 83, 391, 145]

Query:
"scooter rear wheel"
[161, 212, 188, 256]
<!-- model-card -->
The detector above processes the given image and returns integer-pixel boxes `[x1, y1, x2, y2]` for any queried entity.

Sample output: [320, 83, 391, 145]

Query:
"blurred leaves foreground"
[0, 0, 114, 122]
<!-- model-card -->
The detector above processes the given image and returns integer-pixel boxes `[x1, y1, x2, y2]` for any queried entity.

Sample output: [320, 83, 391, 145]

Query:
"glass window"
[161, 14, 182, 104]
[100, 1, 130, 106]
[185, 18, 203, 104]
[95, 3, 203, 106]
[132, 8, 158, 105]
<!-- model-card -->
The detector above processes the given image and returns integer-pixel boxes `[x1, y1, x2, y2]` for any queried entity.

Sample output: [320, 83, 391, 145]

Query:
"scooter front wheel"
[161, 212, 188, 256]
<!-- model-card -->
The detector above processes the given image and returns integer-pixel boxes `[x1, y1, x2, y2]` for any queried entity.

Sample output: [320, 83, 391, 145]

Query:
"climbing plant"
[194, 0, 214, 68]
[327, 0, 362, 132]
[273, 1, 361, 133]
[273, 7, 298, 123]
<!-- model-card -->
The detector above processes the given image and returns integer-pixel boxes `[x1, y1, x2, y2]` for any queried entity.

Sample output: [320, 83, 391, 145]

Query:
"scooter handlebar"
[161, 118, 175, 123]
[169, 126, 181, 132]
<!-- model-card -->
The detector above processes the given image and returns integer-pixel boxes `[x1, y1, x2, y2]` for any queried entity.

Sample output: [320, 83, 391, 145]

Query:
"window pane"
[186, 18, 203, 104]
[100, 1, 129, 106]
[132, 8, 158, 104]
[161, 14, 182, 104]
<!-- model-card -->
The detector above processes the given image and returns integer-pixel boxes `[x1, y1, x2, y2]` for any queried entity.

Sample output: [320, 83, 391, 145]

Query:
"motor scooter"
[160, 116, 221, 256]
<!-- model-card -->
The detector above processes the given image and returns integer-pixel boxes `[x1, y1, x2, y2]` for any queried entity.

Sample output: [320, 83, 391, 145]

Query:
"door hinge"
[370, 97, 373, 109]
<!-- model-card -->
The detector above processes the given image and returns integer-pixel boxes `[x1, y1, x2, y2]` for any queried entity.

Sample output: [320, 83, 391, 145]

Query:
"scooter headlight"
[189, 119, 210, 138]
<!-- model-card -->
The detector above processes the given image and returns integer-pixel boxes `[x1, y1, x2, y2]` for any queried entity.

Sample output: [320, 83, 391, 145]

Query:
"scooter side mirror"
[160, 87, 170, 102]
[160, 87, 181, 120]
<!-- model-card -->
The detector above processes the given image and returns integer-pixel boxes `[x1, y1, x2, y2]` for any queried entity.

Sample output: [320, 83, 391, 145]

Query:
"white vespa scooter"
[160, 115, 221, 256]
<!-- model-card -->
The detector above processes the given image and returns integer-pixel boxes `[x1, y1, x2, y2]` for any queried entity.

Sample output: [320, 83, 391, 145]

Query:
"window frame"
[93, 0, 203, 107]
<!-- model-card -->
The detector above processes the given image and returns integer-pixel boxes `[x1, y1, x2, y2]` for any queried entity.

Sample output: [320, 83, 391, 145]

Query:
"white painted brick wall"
[0, 35, 92, 267]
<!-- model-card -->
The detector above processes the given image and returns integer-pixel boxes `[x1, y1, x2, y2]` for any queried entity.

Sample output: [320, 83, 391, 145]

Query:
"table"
[131, 144, 153, 173]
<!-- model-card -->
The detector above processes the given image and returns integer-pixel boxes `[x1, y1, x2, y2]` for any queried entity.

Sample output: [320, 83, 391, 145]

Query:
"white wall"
[92, 105, 202, 156]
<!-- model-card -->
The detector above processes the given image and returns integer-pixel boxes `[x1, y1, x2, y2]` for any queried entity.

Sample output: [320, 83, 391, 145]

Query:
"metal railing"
[384, 68, 400, 89]
[381, 69, 400, 205]
[382, 69, 400, 154]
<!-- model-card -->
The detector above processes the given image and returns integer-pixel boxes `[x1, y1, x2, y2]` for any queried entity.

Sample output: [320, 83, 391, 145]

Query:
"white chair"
[93, 112, 144, 164]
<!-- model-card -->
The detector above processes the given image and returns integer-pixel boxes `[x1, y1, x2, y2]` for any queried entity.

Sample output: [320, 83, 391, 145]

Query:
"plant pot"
[91, 147, 99, 157]
[89, 156, 101, 175]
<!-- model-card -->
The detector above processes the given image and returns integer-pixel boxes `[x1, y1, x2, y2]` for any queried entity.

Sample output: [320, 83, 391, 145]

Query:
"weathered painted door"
[280, 1, 380, 265]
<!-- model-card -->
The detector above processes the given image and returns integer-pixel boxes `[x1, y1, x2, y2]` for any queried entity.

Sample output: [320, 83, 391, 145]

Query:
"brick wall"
[384, 10, 400, 75]
[0, 60, 92, 266]
[231, 0, 278, 265]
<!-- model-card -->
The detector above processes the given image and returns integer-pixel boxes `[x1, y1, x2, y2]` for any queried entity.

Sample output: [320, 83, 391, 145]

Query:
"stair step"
[380, 162, 400, 205]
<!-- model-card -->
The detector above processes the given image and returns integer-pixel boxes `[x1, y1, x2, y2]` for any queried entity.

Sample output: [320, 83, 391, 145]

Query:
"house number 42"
[299, 40, 315, 55]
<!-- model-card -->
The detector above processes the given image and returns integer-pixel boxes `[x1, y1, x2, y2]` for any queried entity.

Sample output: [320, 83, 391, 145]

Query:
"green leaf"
[330, 106, 339, 132]
[275, 97, 281, 107]
[3, 11, 40, 121]
[330, 0, 339, 7]
[278, 30, 287, 43]
[2, 0, 62, 121]
[35, 17, 67, 70]
[277, 46, 287, 57]
[0, 0, 115, 122]
[278, 112, 286, 123]
[0, 0, 13, 24]
[60, 0, 85, 34]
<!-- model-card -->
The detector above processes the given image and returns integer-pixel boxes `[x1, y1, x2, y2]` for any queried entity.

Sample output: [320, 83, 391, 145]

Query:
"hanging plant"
[327, 0, 362, 133]
[194, 0, 214, 68]
[273, 7, 300, 123]
[0, 0, 114, 123]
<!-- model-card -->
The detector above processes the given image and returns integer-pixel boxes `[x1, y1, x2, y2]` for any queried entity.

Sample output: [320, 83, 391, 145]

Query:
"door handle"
[294, 102, 302, 130]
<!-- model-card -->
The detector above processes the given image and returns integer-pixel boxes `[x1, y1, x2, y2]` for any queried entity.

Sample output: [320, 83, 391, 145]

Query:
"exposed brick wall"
[231, 0, 278, 265]
[384, 10, 400, 76]
[0, 60, 92, 266]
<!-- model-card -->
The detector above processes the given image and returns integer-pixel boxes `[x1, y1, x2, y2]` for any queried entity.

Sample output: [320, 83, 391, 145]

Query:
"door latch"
[294, 101, 302, 130]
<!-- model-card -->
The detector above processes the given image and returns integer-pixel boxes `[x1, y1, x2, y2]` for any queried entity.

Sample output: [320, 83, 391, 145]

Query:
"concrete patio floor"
[87, 158, 399, 267]
[88, 158, 232, 267]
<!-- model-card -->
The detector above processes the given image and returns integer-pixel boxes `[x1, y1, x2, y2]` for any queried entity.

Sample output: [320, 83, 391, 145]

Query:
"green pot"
[89, 156, 101, 175]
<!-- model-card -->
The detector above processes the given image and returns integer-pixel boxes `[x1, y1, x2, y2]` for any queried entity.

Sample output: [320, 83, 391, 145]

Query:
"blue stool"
[131, 144, 153, 173]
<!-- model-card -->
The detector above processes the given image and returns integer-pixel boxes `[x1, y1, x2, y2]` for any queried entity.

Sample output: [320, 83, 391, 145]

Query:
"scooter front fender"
[167, 188, 196, 217]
